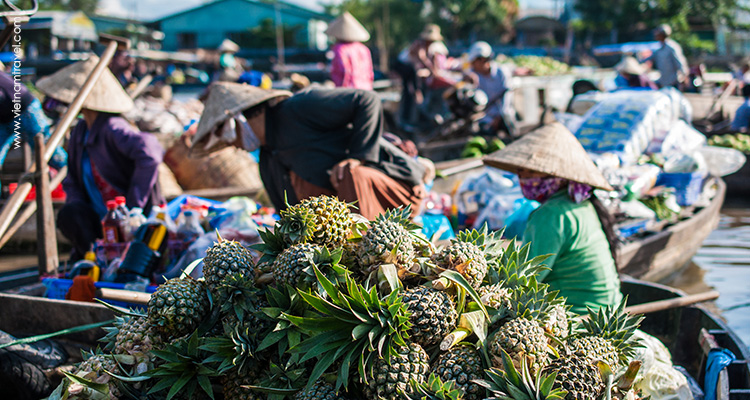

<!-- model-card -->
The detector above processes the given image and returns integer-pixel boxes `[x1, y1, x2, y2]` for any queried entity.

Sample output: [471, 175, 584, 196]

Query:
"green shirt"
[523, 191, 622, 314]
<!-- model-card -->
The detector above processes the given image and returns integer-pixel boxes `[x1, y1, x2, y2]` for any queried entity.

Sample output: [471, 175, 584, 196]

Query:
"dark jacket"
[259, 88, 426, 211]
[63, 113, 164, 210]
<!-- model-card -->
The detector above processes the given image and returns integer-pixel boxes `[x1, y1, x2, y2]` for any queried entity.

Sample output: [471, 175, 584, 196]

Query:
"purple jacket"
[63, 113, 164, 209]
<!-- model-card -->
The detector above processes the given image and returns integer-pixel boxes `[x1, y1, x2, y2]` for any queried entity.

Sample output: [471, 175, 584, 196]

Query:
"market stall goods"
[50, 195, 654, 400]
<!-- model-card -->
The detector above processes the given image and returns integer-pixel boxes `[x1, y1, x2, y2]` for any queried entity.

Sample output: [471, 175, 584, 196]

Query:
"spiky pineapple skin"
[543, 351, 604, 400]
[431, 241, 487, 288]
[279, 195, 351, 247]
[566, 336, 620, 368]
[432, 344, 484, 400]
[272, 243, 324, 287]
[222, 367, 264, 400]
[203, 240, 255, 299]
[147, 277, 210, 339]
[367, 343, 430, 400]
[358, 219, 415, 270]
[294, 379, 345, 400]
[113, 315, 162, 356]
[401, 286, 457, 347]
[489, 318, 549, 372]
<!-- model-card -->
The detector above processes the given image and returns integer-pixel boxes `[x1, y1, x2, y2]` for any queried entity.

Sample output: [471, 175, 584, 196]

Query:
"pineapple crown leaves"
[485, 239, 551, 289]
[454, 224, 505, 260]
[576, 297, 645, 362]
[376, 205, 421, 231]
[284, 265, 412, 391]
[401, 373, 466, 400]
[510, 277, 563, 321]
[277, 205, 317, 245]
[144, 333, 219, 400]
[253, 228, 289, 263]
[244, 361, 310, 399]
[200, 325, 259, 375]
[474, 349, 567, 400]
[100, 314, 131, 351]
[257, 285, 309, 363]
[215, 273, 264, 319]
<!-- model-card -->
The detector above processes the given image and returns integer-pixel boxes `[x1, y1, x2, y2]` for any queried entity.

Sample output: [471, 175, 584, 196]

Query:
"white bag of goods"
[699, 145, 747, 177]
[574, 90, 677, 165]
[648, 119, 706, 156]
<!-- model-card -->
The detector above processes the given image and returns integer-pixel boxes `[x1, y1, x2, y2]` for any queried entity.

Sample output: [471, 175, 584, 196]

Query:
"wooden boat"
[1, 277, 748, 399]
[618, 177, 725, 282]
[620, 277, 750, 400]
[433, 159, 726, 282]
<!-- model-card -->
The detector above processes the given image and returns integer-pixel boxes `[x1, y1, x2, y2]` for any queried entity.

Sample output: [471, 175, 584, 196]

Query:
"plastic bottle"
[102, 200, 125, 243]
[115, 196, 129, 219]
[176, 210, 204, 245]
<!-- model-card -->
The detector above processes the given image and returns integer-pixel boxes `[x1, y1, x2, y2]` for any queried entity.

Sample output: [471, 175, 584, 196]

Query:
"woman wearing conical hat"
[614, 56, 657, 90]
[484, 123, 622, 314]
[36, 56, 164, 261]
[326, 12, 374, 90]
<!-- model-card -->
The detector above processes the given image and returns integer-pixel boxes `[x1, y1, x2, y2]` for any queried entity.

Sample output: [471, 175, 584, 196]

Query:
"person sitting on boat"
[326, 11, 374, 91]
[191, 83, 426, 219]
[109, 50, 135, 89]
[463, 41, 515, 136]
[614, 56, 658, 90]
[484, 122, 622, 314]
[0, 71, 67, 186]
[393, 24, 443, 126]
[731, 84, 750, 133]
[36, 56, 164, 261]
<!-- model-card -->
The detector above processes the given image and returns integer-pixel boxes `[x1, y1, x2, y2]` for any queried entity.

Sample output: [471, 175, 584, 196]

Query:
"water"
[663, 209, 750, 347]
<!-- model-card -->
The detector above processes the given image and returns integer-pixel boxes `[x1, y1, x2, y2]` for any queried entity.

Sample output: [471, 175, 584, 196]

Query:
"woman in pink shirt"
[326, 12, 374, 90]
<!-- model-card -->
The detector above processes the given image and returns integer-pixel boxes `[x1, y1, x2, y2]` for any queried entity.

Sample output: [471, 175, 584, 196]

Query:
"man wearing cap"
[326, 12, 374, 90]
[614, 56, 657, 90]
[643, 24, 688, 89]
[484, 123, 622, 314]
[192, 83, 426, 220]
[464, 41, 515, 135]
[36, 56, 164, 260]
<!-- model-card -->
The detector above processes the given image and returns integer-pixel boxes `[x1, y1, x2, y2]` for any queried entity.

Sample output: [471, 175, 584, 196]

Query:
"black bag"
[365, 138, 425, 187]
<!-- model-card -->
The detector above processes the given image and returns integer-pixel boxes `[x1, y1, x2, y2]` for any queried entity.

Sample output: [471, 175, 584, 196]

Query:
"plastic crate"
[42, 278, 158, 309]
[656, 171, 706, 206]
[616, 218, 651, 239]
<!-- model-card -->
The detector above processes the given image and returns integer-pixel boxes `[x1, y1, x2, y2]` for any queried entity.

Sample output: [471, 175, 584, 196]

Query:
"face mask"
[519, 176, 566, 203]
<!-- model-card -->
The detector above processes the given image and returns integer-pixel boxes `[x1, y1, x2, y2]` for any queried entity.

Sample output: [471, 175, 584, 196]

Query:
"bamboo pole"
[0, 39, 121, 242]
[34, 134, 57, 275]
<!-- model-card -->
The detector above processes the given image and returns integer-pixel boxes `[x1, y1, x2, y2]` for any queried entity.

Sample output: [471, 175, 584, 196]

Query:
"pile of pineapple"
[52, 195, 646, 400]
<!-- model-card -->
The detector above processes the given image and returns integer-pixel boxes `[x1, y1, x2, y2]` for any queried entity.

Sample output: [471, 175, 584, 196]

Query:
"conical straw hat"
[218, 39, 240, 53]
[420, 24, 443, 41]
[36, 56, 134, 114]
[483, 122, 613, 190]
[193, 82, 291, 151]
[616, 56, 645, 75]
[325, 12, 370, 42]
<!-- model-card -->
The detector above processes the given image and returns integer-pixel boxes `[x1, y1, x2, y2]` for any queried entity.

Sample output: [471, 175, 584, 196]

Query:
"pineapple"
[544, 303, 570, 339]
[70, 351, 121, 398]
[476, 350, 567, 400]
[431, 226, 501, 288]
[294, 379, 346, 400]
[401, 286, 458, 347]
[222, 367, 264, 400]
[542, 351, 605, 400]
[111, 315, 162, 356]
[147, 277, 210, 339]
[565, 299, 643, 369]
[367, 343, 430, 400]
[357, 206, 420, 273]
[203, 237, 256, 302]
[272, 242, 325, 288]
[487, 278, 557, 373]
[402, 373, 465, 400]
[277, 195, 352, 247]
[431, 343, 484, 400]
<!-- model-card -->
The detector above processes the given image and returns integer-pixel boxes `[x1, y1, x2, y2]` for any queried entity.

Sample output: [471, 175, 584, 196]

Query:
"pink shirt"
[331, 42, 374, 90]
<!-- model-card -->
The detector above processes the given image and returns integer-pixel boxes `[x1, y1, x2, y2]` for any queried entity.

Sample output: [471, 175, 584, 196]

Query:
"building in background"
[152, 0, 330, 52]
[89, 14, 164, 50]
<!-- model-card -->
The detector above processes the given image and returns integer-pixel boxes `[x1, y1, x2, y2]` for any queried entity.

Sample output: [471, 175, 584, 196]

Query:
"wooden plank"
[34, 134, 58, 275]
[0, 292, 114, 346]
[168, 186, 261, 201]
